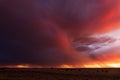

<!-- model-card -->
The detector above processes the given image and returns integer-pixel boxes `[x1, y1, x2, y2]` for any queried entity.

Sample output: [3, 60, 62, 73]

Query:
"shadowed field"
[0, 68, 120, 80]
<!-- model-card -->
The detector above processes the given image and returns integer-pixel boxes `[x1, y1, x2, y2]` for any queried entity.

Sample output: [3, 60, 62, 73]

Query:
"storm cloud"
[0, 0, 120, 67]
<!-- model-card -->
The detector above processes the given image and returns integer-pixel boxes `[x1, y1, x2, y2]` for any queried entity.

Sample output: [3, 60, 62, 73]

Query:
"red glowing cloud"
[0, 0, 120, 67]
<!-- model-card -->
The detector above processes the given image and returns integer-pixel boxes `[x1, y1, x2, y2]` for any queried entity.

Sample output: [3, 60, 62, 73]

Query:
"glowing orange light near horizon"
[59, 62, 120, 68]
[57, 57, 120, 68]
[59, 64, 73, 68]
[16, 65, 30, 68]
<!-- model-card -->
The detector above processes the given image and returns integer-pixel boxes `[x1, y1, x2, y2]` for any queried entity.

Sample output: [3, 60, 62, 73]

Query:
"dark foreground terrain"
[0, 68, 120, 80]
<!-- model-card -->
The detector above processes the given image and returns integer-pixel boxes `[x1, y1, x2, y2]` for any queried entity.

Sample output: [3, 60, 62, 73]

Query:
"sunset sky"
[0, 0, 120, 68]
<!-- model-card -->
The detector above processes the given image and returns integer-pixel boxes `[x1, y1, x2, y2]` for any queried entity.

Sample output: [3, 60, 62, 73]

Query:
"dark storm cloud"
[0, 0, 120, 67]
[35, 0, 119, 39]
